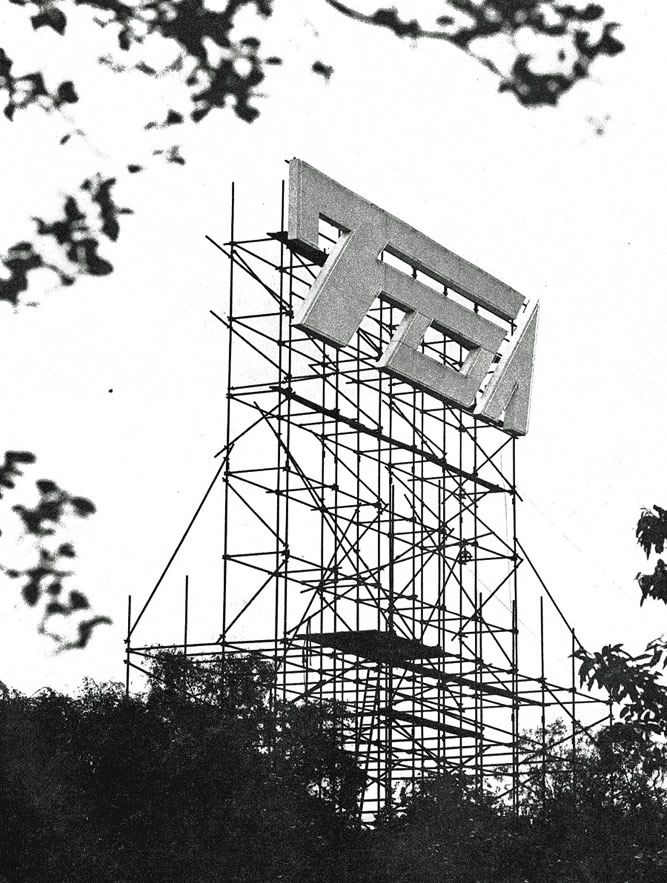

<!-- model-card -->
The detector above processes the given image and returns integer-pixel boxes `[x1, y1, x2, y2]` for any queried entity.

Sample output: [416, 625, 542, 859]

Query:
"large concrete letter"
[288, 158, 537, 429]
[474, 302, 539, 436]
[378, 311, 499, 409]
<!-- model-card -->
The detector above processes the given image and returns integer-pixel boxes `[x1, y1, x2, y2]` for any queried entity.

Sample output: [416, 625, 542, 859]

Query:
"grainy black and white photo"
[1, 2, 665, 881]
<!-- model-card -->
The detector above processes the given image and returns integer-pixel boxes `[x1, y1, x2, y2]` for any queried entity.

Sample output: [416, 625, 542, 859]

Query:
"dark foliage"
[325, 0, 624, 107]
[5, 1, 624, 122]
[575, 505, 667, 793]
[0, 653, 362, 883]
[638, 558, 667, 606]
[637, 505, 667, 557]
[2, 659, 667, 883]
[8, 0, 68, 35]
[12, 478, 96, 538]
[0, 47, 78, 121]
[6, 0, 277, 125]
[0, 451, 36, 502]
[0, 451, 110, 650]
[1, 1, 624, 307]
[576, 640, 667, 766]
[634, 506, 667, 604]
[144, 108, 185, 130]
[360, 719, 667, 883]
[0, 175, 131, 307]
[312, 60, 334, 81]
[152, 143, 186, 165]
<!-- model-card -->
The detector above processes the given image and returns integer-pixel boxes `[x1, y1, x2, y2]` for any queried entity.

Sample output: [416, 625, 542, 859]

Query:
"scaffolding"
[126, 177, 608, 821]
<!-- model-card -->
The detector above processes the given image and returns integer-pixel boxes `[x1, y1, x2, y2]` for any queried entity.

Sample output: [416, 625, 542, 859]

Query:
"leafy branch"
[633, 505, 667, 606]
[0, 1, 626, 308]
[0, 175, 132, 307]
[574, 504, 667, 775]
[574, 640, 667, 778]
[323, 0, 624, 106]
[6, 0, 280, 126]
[576, 642, 667, 728]
[0, 451, 110, 650]
[0, 46, 78, 121]
[0, 450, 36, 501]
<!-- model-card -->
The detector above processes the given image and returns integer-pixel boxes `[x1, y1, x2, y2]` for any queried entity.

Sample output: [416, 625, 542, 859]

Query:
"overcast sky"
[0, 0, 665, 694]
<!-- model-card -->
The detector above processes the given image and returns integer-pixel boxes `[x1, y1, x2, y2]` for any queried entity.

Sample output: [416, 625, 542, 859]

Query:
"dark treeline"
[2, 651, 667, 883]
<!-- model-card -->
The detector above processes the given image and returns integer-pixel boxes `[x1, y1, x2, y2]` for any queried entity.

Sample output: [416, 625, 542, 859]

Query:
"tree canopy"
[3, 651, 667, 882]
[0, 652, 362, 882]
[575, 506, 667, 788]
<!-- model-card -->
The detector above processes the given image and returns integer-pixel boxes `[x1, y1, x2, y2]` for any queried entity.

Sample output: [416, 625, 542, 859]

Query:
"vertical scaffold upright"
[126, 171, 607, 822]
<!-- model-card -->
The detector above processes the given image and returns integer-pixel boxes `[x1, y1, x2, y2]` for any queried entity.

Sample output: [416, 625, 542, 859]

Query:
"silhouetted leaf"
[599, 22, 625, 55]
[370, 7, 421, 39]
[0, 242, 43, 305]
[312, 61, 333, 81]
[581, 3, 605, 21]
[68, 590, 90, 611]
[56, 81, 78, 105]
[45, 600, 66, 615]
[82, 176, 133, 241]
[46, 580, 62, 596]
[0, 451, 36, 497]
[36, 479, 58, 494]
[30, 7, 67, 35]
[22, 581, 39, 606]
[66, 238, 113, 275]
[62, 615, 112, 650]
[70, 496, 96, 517]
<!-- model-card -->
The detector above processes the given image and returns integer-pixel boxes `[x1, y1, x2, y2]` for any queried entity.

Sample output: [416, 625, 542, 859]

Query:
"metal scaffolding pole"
[125, 177, 608, 823]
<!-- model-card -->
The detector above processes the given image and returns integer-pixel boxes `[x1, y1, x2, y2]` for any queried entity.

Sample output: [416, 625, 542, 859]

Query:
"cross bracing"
[126, 182, 607, 822]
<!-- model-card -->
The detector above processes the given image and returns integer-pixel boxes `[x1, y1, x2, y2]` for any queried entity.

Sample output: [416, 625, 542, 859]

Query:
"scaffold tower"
[126, 166, 607, 822]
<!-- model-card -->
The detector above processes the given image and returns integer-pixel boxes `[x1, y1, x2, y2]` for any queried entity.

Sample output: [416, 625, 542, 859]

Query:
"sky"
[0, 0, 666, 695]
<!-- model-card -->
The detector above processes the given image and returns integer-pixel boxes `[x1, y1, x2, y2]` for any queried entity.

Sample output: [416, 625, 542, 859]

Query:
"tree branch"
[322, 1, 624, 107]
